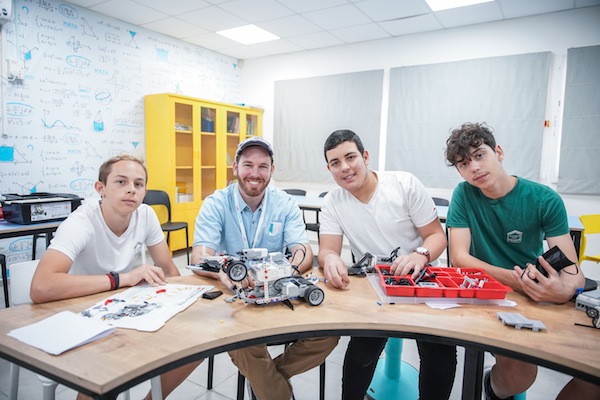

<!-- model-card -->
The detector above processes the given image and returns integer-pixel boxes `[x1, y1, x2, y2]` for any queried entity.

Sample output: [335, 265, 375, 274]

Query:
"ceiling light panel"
[217, 24, 280, 45]
[426, 0, 494, 12]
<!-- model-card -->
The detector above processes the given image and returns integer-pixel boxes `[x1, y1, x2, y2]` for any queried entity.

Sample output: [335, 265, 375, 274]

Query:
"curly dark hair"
[445, 122, 496, 166]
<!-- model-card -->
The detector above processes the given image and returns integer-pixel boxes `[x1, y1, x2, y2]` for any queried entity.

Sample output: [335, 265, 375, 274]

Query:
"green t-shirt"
[446, 177, 569, 269]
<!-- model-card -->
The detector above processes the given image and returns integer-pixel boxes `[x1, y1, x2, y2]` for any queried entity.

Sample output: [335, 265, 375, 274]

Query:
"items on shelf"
[227, 114, 239, 133]
[201, 107, 216, 132]
[175, 122, 192, 131]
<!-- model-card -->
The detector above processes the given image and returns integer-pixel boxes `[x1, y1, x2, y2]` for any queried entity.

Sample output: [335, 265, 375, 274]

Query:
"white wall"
[239, 6, 600, 272]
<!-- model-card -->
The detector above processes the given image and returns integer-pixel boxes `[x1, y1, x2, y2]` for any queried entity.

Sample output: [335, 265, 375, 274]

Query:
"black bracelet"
[110, 271, 120, 290]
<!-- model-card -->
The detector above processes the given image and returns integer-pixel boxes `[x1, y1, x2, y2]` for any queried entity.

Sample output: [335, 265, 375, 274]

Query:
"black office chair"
[432, 197, 449, 206]
[283, 188, 307, 196]
[142, 189, 189, 265]
[31, 232, 54, 260]
[304, 191, 328, 242]
[432, 197, 450, 265]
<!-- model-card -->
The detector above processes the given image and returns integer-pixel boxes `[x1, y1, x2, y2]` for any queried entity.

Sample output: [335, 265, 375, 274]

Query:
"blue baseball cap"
[235, 137, 274, 159]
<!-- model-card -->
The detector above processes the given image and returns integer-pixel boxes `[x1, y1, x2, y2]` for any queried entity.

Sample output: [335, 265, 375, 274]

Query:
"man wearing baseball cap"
[191, 137, 339, 400]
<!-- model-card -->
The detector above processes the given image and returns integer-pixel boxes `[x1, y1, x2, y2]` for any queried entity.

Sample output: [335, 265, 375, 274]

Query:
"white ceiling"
[66, 0, 600, 60]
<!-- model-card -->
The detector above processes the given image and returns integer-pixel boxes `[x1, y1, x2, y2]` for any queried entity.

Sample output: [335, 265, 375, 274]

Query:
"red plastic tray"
[376, 265, 512, 299]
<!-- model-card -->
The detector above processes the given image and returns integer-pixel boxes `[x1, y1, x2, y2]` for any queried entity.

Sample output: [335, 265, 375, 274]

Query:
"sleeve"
[47, 210, 94, 262]
[446, 184, 469, 228]
[542, 190, 570, 238]
[193, 193, 225, 249]
[318, 191, 344, 236]
[143, 205, 167, 247]
[405, 173, 438, 228]
[282, 196, 309, 247]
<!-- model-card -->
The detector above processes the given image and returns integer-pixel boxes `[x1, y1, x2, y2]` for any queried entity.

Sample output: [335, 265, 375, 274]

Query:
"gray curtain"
[557, 45, 600, 195]
[386, 52, 551, 188]
[274, 70, 384, 182]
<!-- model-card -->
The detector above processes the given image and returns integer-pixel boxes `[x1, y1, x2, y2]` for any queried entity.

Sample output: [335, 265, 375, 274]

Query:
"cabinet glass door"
[246, 114, 258, 136]
[201, 106, 217, 199]
[201, 106, 215, 133]
[175, 103, 194, 203]
[227, 111, 240, 134]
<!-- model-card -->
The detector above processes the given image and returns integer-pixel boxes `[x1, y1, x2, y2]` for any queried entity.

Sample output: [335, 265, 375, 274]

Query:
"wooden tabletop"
[0, 272, 598, 399]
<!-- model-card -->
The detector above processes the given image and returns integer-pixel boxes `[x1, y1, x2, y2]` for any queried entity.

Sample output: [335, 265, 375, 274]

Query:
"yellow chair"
[579, 214, 600, 264]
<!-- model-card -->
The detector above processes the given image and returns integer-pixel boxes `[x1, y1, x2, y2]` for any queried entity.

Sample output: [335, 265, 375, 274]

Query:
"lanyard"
[234, 189, 267, 249]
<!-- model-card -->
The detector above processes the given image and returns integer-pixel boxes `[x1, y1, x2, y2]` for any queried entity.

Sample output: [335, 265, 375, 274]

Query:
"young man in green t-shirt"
[444, 122, 598, 400]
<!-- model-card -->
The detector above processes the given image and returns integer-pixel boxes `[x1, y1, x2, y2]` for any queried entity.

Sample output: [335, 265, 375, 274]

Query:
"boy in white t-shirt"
[31, 154, 199, 400]
[318, 129, 456, 400]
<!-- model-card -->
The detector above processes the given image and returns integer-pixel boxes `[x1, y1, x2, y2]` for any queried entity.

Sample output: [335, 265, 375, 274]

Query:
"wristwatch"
[412, 247, 431, 263]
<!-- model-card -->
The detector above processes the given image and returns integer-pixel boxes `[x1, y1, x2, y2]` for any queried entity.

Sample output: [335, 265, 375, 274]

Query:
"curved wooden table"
[0, 274, 598, 399]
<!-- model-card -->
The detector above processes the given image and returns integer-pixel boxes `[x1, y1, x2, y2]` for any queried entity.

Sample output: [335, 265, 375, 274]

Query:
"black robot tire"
[227, 261, 247, 282]
[586, 307, 599, 319]
[304, 285, 325, 306]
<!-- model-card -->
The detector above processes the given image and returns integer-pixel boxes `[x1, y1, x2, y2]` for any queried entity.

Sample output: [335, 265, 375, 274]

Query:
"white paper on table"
[80, 283, 213, 332]
[426, 302, 462, 310]
[7, 311, 116, 355]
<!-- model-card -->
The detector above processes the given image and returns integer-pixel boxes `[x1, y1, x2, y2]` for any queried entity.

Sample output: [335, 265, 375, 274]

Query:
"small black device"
[202, 290, 223, 300]
[535, 246, 574, 277]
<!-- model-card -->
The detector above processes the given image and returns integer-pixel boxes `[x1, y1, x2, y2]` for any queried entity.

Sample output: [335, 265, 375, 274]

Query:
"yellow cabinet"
[144, 93, 263, 251]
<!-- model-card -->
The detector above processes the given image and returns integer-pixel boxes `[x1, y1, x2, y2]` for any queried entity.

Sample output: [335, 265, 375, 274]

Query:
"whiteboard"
[0, 0, 241, 263]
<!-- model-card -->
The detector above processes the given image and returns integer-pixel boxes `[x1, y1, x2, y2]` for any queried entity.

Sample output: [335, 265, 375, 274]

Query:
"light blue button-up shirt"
[193, 184, 308, 255]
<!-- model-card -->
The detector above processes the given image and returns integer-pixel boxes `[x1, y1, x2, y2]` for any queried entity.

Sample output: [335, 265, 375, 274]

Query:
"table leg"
[150, 375, 163, 400]
[571, 230, 582, 261]
[462, 347, 484, 400]
[1, 254, 8, 308]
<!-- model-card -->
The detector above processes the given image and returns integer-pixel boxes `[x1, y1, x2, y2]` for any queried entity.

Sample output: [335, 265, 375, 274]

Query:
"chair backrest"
[8, 260, 39, 306]
[580, 214, 600, 235]
[432, 197, 449, 206]
[283, 189, 306, 196]
[580, 214, 600, 261]
[143, 189, 172, 222]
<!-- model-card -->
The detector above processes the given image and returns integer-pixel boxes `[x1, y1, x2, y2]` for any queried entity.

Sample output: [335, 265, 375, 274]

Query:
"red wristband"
[107, 273, 116, 290]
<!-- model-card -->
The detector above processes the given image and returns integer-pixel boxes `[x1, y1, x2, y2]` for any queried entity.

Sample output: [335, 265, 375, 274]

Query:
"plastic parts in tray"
[376, 265, 512, 299]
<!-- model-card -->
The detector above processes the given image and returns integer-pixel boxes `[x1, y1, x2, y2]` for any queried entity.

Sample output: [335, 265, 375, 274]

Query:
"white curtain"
[386, 52, 551, 188]
[558, 45, 600, 195]
[274, 70, 384, 182]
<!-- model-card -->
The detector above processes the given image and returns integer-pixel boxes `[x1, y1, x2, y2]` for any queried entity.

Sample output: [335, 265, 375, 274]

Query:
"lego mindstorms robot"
[188, 248, 325, 307]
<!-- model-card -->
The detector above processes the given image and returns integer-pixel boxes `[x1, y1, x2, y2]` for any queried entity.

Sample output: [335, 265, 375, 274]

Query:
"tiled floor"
[0, 239, 581, 399]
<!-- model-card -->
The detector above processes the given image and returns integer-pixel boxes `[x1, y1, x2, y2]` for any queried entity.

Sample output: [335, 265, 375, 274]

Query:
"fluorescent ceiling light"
[217, 24, 279, 45]
[425, 0, 494, 12]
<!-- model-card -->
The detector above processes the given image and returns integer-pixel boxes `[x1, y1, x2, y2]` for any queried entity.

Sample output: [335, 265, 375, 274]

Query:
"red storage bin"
[415, 280, 444, 297]
[375, 264, 511, 299]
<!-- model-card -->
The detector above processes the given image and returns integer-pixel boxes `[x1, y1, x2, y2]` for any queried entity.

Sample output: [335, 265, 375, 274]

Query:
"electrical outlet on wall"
[6, 59, 24, 80]
[0, 0, 12, 25]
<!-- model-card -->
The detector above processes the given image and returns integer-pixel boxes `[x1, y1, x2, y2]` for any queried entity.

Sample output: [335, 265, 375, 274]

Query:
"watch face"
[416, 247, 428, 254]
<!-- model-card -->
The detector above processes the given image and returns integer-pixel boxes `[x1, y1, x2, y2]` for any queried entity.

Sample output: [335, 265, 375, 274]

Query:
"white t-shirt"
[319, 171, 438, 259]
[49, 200, 165, 275]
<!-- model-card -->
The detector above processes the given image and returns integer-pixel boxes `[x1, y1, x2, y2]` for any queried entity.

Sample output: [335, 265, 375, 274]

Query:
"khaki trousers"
[229, 336, 340, 400]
